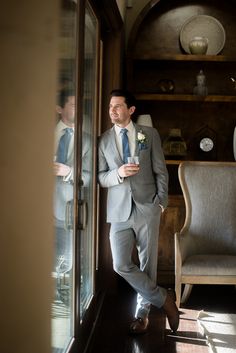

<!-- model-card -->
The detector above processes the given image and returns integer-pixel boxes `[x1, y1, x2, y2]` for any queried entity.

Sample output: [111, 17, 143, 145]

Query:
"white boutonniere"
[137, 130, 148, 150]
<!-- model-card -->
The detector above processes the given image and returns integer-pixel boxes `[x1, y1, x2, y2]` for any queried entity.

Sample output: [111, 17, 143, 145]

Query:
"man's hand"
[118, 163, 140, 178]
[159, 204, 165, 213]
[54, 162, 71, 177]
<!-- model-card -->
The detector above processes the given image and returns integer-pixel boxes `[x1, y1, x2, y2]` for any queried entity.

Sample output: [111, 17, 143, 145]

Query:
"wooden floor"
[88, 281, 236, 353]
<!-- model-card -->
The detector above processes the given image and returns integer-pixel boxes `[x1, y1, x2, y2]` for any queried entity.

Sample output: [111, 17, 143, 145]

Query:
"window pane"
[52, 0, 77, 351]
[80, 4, 98, 319]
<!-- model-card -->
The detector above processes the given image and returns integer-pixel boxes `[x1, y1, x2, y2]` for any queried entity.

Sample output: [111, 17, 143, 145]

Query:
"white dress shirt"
[114, 120, 136, 160]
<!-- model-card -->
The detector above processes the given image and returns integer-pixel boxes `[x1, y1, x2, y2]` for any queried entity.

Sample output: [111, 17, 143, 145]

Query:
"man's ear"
[129, 106, 136, 116]
[56, 105, 62, 115]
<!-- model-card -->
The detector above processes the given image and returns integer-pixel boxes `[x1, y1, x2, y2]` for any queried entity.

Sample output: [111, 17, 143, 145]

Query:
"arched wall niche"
[127, 0, 160, 56]
[127, 0, 236, 59]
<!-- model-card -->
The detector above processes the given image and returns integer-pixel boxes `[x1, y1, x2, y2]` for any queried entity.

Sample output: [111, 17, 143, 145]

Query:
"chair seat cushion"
[182, 255, 236, 275]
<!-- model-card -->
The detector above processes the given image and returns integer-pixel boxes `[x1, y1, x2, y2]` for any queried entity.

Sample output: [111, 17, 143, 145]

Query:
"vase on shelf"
[193, 70, 208, 96]
[189, 36, 208, 55]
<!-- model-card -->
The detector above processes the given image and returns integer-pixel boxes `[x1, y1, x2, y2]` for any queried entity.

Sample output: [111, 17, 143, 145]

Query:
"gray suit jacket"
[98, 123, 168, 223]
[54, 130, 91, 222]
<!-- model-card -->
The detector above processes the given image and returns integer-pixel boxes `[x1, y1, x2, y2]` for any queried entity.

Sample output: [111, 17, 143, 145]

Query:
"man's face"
[109, 96, 135, 127]
[59, 96, 75, 126]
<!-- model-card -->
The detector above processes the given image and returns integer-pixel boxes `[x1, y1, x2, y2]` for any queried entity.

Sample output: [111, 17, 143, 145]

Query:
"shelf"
[165, 160, 184, 165]
[132, 54, 236, 62]
[165, 160, 236, 165]
[135, 94, 236, 102]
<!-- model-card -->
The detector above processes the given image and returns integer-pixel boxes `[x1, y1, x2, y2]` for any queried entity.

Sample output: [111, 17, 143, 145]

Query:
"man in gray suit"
[53, 87, 91, 302]
[54, 88, 75, 278]
[98, 89, 179, 334]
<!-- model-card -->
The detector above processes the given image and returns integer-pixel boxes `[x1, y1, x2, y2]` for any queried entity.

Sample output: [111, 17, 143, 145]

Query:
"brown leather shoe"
[129, 317, 149, 334]
[163, 289, 179, 332]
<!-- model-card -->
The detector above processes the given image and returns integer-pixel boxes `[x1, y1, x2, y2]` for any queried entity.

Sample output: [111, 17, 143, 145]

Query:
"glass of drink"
[127, 156, 139, 164]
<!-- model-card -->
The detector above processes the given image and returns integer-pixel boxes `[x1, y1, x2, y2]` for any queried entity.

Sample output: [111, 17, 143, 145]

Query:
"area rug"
[198, 311, 236, 353]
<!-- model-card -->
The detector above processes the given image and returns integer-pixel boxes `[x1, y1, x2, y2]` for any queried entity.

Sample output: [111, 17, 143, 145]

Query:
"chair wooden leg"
[181, 284, 193, 304]
[174, 232, 182, 308]
[175, 279, 181, 308]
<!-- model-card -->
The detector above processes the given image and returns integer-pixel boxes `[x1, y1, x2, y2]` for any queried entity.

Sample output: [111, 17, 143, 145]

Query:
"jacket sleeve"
[151, 128, 169, 208]
[98, 138, 122, 188]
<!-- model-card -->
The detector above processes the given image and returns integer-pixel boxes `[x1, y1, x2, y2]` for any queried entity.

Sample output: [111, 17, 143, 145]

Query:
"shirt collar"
[57, 119, 74, 132]
[114, 120, 135, 136]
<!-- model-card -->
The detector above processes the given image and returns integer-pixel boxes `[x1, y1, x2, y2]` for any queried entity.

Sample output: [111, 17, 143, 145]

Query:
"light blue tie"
[56, 128, 73, 164]
[120, 128, 130, 163]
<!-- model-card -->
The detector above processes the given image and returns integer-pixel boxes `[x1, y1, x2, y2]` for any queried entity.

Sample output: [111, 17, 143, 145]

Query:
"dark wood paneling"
[158, 195, 185, 284]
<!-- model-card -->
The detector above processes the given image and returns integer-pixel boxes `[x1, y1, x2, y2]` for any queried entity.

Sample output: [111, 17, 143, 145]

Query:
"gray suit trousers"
[109, 202, 167, 319]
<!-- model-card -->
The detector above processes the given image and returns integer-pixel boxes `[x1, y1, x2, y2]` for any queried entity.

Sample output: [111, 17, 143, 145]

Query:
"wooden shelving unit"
[133, 54, 236, 62]
[127, 0, 236, 284]
[135, 94, 236, 102]
[165, 160, 184, 165]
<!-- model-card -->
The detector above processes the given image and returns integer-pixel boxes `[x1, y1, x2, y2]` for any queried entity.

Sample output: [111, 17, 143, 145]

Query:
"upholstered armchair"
[175, 161, 236, 307]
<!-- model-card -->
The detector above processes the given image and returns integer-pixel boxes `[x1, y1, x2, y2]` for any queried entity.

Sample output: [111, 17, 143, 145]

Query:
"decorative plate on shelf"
[180, 15, 226, 55]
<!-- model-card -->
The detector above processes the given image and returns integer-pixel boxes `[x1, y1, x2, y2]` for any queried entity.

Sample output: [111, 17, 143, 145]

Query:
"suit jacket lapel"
[134, 123, 141, 156]
[108, 123, 143, 161]
[109, 126, 123, 163]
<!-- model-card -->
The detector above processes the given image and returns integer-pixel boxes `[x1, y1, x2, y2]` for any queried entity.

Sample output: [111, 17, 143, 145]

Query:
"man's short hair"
[110, 89, 136, 108]
[57, 88, 75, 108]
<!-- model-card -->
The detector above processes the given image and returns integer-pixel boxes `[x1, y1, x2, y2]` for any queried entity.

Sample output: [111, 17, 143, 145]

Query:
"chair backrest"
[179, 161, 236, 255]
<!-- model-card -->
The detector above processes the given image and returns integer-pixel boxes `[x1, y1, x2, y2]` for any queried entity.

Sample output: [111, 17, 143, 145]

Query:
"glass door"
[52, 0, 77, 351]
[79, 2, 99, 320]
[51, 0, 100, 352]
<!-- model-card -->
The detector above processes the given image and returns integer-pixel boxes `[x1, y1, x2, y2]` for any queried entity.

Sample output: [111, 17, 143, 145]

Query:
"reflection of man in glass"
[53, 88, 75, 282]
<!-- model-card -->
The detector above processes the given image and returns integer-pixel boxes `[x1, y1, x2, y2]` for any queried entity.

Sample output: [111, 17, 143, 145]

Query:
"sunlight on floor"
[51, 300, 70, 351]
[198, 311, 236, 353]
[166, 308, 209, 352]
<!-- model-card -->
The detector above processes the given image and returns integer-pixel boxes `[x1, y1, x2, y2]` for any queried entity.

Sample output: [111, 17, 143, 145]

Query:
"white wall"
[0, 1, 59, 353]
[125, 0, 150, 45]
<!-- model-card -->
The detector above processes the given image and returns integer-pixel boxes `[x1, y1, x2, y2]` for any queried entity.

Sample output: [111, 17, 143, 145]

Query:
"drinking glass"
[127, 156, 139, 164]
